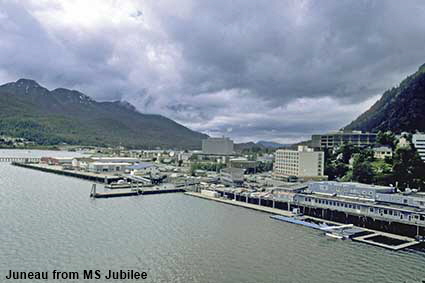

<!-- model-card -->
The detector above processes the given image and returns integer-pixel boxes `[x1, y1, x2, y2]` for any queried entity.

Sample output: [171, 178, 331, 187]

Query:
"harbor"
[186, 191, 423, 250]
[4, 151, 425, 251]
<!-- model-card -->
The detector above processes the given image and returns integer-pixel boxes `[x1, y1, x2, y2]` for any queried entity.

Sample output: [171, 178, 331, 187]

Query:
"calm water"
[1, 150, 424, 283]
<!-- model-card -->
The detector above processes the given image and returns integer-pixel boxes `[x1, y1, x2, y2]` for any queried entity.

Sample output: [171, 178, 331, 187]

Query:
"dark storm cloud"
[161, 0, 425, 104]
[1, 0, 425, 142]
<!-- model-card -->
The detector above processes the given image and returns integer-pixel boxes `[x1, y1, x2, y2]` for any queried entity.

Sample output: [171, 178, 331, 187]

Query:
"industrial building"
[87, 162, 131, 173]
[202, 137, 234, 155]
[311, 131, 377, 149]
[273, 146, 325, 181]
[412, 133, 425, 161]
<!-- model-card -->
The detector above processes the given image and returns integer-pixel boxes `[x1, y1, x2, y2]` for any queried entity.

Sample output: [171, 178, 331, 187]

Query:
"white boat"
[325, 232, 348, 240]
[322, 224, 354, 240]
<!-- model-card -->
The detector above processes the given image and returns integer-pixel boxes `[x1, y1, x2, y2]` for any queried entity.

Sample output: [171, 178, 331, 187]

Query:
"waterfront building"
[273, 146, 325, 181]
[311, 130, 377, 149]
[373, 146, 393, 159]
[90, 157, 140, 163]
[294, 181, 425, 229]
[202, 137, 234, 155]
[307, 181, 396, 200]
[41, 157, 74, 165]
[87, 162, 131, 173]
[209, 181, 425, 236]
[71, 157, 94, 170]
[220, 167, 244, 186]
[412, 133, 425, 161]
[128, 163, 158, 176]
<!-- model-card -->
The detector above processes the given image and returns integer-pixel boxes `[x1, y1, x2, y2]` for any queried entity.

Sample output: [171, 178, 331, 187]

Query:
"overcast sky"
[1, 0, 425, 143]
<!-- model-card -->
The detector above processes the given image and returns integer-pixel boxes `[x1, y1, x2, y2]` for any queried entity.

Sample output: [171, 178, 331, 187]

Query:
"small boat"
[325, 232, 348, 240]
[321, 224, 354, 240]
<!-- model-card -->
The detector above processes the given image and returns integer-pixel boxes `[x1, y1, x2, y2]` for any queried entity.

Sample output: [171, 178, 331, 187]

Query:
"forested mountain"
[0, 79, 207, 149]
[345, 63, 425, 133]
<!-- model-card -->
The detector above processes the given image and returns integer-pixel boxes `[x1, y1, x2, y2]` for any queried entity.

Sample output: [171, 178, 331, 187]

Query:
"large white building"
[202, 137, 234, 155]
[88, 162, 131, 173]
[273, 146, 325, 180]
[412, 133, 425, 161]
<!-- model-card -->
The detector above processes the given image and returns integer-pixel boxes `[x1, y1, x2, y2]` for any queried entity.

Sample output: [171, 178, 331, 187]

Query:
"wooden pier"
[12, 162, 121, 184]
[185, 192, 293, 217]
[0, 157, 41, 163]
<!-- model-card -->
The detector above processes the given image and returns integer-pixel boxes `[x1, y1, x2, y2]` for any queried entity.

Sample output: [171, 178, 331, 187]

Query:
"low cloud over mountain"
[1, 0, 425, 142]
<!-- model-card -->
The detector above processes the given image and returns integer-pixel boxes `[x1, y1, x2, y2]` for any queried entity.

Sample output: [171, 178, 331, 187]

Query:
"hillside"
[344, 63, 425, 133]
[0, 79, 208, 149]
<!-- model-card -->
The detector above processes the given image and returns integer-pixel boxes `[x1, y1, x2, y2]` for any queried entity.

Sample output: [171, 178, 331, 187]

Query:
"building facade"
[412, 133, 425, 161]
[373, 146, 393, 159]
[273, 146, 325, 180]
[202, 137, 234, 155]
[311, 131, 377, 149]
[87, 162, 131, 173]
[220, 167, 244, 186]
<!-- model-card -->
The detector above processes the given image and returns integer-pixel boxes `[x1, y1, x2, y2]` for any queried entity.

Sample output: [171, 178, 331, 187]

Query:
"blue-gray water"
[1, 150, 424, 283]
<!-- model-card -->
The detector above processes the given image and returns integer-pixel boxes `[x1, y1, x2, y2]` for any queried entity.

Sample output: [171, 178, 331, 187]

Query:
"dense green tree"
[352, 160, 375, 184]
[325, 161, 349, 181]
[392, 147, 425, 190]
[376, 131, 397, 149]
[336, 144, 360, 164]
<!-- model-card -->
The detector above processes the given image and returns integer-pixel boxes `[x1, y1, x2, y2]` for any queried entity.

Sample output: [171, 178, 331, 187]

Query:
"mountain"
[234, 142, 265, 152]
[0, 79, 208, 149]
[256, 140, 289, 148]
[345, 64, 425, 133]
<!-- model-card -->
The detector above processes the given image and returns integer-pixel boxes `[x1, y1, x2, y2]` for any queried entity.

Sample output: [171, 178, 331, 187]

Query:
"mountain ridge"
[0, 78, 208, 149]
[344, 64, 425, 133]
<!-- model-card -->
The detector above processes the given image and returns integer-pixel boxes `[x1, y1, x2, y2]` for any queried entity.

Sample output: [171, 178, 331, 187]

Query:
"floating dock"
[91, 189, 142, 198]
[91, 185, 185, 199]
[352, 233, 420, 250]
[105, 183, 154, 189]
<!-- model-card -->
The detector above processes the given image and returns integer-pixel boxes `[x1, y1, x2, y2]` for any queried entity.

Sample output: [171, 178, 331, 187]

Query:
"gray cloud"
[1, 0, 425, 143]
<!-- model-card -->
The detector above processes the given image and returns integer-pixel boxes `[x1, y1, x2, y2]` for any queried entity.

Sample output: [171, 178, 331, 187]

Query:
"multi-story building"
[311, 131, 377, 149]
[202, 137, 234, 155]
[273, 146, 325, 180]
[412, 133, 425, 161]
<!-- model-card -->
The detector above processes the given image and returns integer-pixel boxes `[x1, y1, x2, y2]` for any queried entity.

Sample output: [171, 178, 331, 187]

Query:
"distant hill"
[234, 142, 265, 152]
[256, 140, 289, 148]
[0, 79, 208, 149]
[345, 63, 425, 133]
